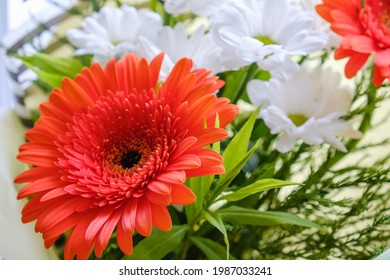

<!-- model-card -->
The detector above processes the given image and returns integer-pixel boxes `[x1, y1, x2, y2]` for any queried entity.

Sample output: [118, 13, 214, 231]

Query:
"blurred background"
[0, 0, 73, 108]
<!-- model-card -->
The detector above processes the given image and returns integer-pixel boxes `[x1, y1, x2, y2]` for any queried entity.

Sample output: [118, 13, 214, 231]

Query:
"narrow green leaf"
[218, 179, 299, 202]
[203, 211, 230, 260]
[185, 175, 214, 223]
[15, 53, 84, 88]
[123, 225, 188, 260]
[34, 53, 83, 76]
[191, 237, 236, 260]
[218, 206, 321, 229]
[219, 108, 259, 184]
[210, 141, 260, 203]
[23, 61, 64, 88]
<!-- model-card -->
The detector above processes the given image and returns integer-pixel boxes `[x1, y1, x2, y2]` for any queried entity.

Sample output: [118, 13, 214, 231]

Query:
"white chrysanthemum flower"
[67, 5, 162, 65]
[210, 0, 327, 80]
[164, 0, 236, 17]
[247, 65, 362, 153]
[139, 23, 224, 80]
[292, 0, 340, 49]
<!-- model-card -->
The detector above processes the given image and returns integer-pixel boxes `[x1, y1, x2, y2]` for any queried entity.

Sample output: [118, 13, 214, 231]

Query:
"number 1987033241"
[212, 266, 272, 276]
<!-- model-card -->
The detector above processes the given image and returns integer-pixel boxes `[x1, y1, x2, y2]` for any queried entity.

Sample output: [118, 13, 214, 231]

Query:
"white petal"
[210, 0, 327, 71]
[164, 0, 188, 15]
[276, 134, 297, 153]
[236, 37, 265, 63]
[249, 63, 359, 151]
[67, 5, 162, 64]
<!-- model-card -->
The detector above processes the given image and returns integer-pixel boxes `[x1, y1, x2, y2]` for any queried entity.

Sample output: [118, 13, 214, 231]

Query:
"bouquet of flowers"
[2, 0, 389, 260]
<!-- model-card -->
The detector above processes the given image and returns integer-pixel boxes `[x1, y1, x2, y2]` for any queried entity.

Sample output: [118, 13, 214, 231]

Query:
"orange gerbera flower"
[316, 0, 390, 86]
[15, 53, 238, 259]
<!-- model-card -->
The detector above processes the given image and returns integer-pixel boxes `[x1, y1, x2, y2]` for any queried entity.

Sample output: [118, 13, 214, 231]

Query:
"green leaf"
[22, 61, 64, 88]
[218, 206, 321, 229]
[219, 108, 259, 184]
[210, 141, 260, 203]
[185, 175, 214, 223]
[203, 211, 230, 260]
[34, 53, 83, 76]
[218, 179, 299, 202]
[122, 225, 188, 260]
[191, 237, 236, 260]
[209, 109, 260, 202]
[15, 53, 84, 88]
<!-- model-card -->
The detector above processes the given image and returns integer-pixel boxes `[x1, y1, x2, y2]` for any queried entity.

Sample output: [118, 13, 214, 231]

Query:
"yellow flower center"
[256, 35, 276, 45]
[288, 114, 308, 127]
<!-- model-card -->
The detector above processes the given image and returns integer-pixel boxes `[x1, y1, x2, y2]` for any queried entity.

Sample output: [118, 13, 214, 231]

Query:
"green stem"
[163, 11, 172, 26]
[180, 231, 193, 259]
[180, 211, 204, 259]
[231, 63, 258, 104]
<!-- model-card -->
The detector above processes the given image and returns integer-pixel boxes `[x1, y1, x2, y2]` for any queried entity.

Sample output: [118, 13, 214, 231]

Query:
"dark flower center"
[120, 150, 142, 169]
[105, 137, 152, 176]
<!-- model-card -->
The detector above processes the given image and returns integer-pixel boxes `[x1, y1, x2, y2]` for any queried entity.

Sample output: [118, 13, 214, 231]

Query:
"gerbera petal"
[373, 65, 386, 87]
[344, 53, 370, 78]
[170, 136, 198, 159]
[42, 214, 78, 240]
[35, 197, 82, 232]
[64, 211, 96, 259]
[17, 149, 60, 167]
[207, 98, 239, 129]
[94, 209, 123, 257]
[17, 174, 61, 198]
[116, 219, 133, 256]
[118, 201, 135, 232]
[149, 53, 165, 86]
[350, 36, 377, 53]
[374, 50, 390, 68]
[61, 78, 94, 109]
[165, 154, 201, 170]
[170, 183, 196, 205]
[161, 58, 193, 98]
[135, 198, 152, 236]
[147, 180, 172, 195]
[85, 206, 115, 243]
[156, 170, 186, 184]
[151, 204, 172, 231]
[40, 187, 68, 202]
[146, 191, 171, 206]
[192, 128, 228, 148]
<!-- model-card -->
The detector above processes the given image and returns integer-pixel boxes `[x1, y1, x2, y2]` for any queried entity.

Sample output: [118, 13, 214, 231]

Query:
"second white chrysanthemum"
[67, 5, 162, 65]
[210, 0, 327, 80]
[247, 65, 362, 153]
[138, 23, 224, 80]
